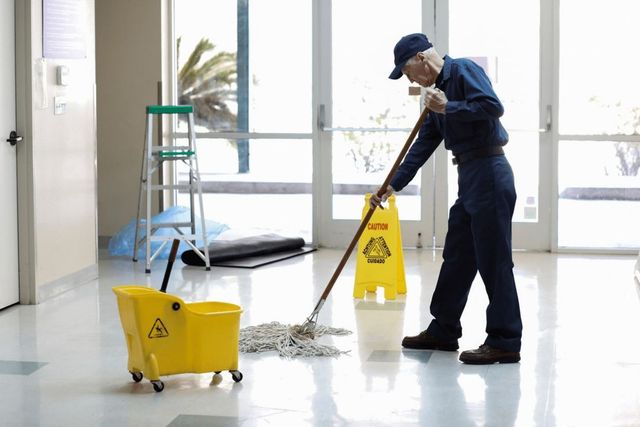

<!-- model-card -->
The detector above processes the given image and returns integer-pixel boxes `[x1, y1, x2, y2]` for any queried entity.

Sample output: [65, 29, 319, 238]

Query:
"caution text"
[367, 223, 388, 231]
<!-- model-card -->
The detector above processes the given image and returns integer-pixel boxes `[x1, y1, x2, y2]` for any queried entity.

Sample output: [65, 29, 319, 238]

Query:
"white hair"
[405, 47, 436, 66]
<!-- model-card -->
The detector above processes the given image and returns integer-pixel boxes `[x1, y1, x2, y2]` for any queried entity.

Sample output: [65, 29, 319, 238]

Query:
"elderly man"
[371, 33, 522, 364]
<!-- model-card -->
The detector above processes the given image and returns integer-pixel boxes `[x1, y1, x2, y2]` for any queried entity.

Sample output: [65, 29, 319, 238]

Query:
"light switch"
[54, 96, 66, 115]
[56, 65, 69, 86]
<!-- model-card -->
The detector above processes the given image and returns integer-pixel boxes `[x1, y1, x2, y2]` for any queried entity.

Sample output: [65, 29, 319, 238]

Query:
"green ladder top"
[158, 150, 195, 158]
[146, 105, 193, 115]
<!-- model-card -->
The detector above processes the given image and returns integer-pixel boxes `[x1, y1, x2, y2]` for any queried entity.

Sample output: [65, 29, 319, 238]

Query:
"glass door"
[316, 0, 434, 248]
[441, 0, 553, 250]
[316, 0, 553, 250]
[556, 0, 640, 250]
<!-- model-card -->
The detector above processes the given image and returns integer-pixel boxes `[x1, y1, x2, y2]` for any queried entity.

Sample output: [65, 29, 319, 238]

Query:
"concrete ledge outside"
[560, 187, 640, 201]
[180, 181, 419, 195]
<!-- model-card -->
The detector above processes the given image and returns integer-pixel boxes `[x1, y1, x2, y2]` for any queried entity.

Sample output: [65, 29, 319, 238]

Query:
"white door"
[0, 0, 20, 309]
[316, 0, 434, 248]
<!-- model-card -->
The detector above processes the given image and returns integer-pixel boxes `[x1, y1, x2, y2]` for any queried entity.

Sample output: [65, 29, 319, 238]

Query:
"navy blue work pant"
[426, 155, 522, 352]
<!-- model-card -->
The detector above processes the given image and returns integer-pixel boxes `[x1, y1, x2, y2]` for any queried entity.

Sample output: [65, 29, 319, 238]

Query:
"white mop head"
[239, 321, 352, 358]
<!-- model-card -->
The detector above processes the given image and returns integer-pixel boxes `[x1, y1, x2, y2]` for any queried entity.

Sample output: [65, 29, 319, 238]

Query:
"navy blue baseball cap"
[389, 33, 433, 80]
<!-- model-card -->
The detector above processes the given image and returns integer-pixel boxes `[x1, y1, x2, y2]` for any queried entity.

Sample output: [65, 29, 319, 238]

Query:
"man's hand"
[369, 186, 394, 209]
[424, 87, 447, 113]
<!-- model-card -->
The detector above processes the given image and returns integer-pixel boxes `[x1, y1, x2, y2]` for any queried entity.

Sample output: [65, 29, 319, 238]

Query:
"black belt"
[452, 146, 504, 165]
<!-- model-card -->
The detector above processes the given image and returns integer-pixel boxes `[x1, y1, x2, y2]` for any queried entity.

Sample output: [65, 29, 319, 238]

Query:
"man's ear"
[417, 52, 425, 62]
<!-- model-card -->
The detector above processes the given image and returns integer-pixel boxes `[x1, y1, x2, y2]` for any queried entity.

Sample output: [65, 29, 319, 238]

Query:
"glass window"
[558, 0, 640, 249]
[176, 138, 313, 241]
[174, 0, 311, 133]
[559, 0, 640, 136]
[332, 130, 421, 220]
[173, 1, 313, 240]
[448, 0, 540, 223]
[331, 0, 422, 220]
[558, 140, 640, 248]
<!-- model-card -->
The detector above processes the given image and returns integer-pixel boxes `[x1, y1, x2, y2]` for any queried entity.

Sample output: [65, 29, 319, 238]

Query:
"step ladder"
[133, 105, 211, 273]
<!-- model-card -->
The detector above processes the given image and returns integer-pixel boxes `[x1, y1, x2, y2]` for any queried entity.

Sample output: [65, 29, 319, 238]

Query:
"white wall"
[96, 0, 165, 239]
[16, 0, 98, 303]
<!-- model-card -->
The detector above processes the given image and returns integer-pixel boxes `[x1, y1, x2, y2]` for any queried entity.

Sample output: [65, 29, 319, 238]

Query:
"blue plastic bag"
[108, 206, 229, 259]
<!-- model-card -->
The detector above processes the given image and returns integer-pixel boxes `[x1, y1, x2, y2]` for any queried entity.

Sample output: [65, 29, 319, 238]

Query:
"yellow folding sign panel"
[354, 194, 406, 300]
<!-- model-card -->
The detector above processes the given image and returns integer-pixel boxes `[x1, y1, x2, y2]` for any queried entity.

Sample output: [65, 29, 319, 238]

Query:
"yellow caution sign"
[354, 194, 406, 300]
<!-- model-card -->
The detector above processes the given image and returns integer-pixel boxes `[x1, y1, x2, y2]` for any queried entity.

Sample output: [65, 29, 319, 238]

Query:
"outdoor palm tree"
[177, 37, 250, 173]
[177, 37, 237, 130]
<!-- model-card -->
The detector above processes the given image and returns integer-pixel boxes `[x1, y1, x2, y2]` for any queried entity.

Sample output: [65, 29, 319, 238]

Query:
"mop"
[239, 107, 431, 357]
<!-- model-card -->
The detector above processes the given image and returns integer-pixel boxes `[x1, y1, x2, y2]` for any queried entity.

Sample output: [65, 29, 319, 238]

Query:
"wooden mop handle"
[316, 107, 431, 303]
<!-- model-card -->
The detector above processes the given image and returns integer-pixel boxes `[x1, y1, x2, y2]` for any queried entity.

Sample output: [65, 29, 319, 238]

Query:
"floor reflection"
[0, 250, 637, 425]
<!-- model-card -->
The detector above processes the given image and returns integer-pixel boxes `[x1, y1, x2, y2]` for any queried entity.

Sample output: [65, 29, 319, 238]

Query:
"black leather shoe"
[401, 330, 459, 351]
[459, 344, 520, 364]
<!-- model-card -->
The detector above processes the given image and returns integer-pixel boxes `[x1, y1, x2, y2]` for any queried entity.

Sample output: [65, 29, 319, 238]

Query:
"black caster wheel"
[230, 370, 243, 383]
[131, 371, 143, 382]
[152, 380, 165, 392]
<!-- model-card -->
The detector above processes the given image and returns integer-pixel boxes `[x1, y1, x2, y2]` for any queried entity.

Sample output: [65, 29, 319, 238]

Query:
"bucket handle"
[160, 239, 181, 293]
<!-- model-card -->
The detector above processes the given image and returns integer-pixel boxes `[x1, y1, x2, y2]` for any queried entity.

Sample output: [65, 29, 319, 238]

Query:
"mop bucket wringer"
[113, 285, 243, 392]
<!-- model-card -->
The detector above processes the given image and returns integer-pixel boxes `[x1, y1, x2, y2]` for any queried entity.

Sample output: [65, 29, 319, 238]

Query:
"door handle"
[317, 104, 326, 130]
[506, 106, 552, 133]
[544, 105, 552, 132]
[6, 131, 23, 146]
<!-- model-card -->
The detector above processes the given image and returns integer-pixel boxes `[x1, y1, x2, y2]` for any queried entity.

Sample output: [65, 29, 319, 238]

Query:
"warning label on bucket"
[148, 318, 169, 338]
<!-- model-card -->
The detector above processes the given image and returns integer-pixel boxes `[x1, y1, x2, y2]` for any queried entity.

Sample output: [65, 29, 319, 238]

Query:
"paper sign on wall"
[43, 0, 87, 59]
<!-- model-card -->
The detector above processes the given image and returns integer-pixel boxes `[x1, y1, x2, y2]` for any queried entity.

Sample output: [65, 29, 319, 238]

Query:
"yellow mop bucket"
[113, 285, 243, 392]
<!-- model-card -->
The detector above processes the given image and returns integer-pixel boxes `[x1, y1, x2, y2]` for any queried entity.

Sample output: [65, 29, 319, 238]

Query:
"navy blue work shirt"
[390, 55, 509, 192]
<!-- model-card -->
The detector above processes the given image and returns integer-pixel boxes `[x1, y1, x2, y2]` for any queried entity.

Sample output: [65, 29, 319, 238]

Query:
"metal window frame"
[165, 0, 640, 253]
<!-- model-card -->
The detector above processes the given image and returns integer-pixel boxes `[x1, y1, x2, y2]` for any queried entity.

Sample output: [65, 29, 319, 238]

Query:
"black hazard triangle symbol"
[368, 241, 386, 258]
[362, 236, 391, 260]
[148, 318, 169, 339]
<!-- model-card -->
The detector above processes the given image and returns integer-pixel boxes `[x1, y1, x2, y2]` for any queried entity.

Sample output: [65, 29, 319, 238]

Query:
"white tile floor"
[1, 249, 639, 426]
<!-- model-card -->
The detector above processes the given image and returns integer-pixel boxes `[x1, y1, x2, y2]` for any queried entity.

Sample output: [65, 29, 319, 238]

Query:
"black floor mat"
[181, 233, 312, 268]
[208, 246, 316, 268]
